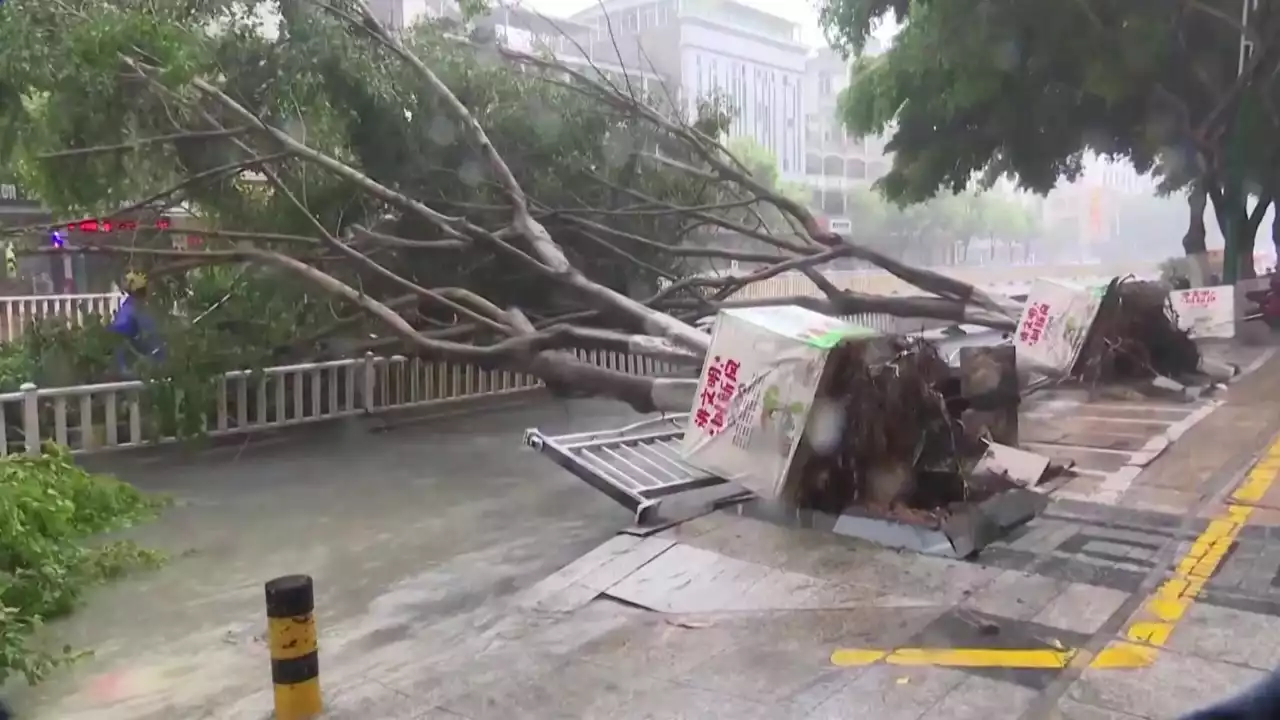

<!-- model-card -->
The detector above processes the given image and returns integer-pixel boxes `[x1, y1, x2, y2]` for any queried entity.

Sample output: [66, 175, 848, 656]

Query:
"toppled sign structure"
[524, 276, 1229, 558]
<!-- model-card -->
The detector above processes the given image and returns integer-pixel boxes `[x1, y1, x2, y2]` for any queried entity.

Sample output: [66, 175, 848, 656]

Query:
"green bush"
[0, 446, 168, 685]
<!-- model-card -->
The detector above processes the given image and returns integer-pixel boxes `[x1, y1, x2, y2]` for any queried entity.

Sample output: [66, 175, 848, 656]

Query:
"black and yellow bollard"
[265, 574, 322, 719]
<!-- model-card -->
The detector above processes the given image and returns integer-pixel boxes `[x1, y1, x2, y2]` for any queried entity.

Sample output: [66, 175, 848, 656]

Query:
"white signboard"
[1014, 278, 1109, 376]
[1168, 285, 1234, 339]
[680, 305, 878, 499]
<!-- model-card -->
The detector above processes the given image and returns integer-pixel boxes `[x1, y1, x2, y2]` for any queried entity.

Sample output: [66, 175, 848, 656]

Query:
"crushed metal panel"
[524, 415, 731, 522]
[832, 514, 955, 556]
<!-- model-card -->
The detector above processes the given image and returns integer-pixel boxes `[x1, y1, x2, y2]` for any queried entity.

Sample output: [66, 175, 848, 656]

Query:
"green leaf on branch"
[0, 446, 167, 686]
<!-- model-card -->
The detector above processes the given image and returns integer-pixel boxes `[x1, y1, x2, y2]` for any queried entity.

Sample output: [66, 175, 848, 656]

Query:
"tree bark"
[1182, 182, 1208, 255]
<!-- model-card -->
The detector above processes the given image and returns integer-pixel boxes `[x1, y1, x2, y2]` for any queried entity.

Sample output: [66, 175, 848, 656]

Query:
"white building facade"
[570, 0, 809, 180]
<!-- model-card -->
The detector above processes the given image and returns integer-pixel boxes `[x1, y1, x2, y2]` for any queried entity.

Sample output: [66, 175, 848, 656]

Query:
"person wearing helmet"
[108, 271, 164, 377]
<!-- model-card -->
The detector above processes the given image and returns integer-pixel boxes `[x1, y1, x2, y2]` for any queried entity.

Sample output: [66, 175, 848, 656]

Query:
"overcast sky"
[521, 0, 856, 48]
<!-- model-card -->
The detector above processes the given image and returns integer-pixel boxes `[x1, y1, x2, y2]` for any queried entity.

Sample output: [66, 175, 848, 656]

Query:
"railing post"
[21, 382, 39, 456]
[362, 352, 376, 412]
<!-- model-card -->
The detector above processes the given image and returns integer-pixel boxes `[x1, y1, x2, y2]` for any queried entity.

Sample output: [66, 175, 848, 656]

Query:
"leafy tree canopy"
[0, 0, 1019, 413]
[820, 0, 1280, 212]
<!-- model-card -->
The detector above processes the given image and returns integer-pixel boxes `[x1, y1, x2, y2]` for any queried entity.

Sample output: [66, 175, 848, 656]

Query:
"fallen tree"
[0, 0, 1017, 414]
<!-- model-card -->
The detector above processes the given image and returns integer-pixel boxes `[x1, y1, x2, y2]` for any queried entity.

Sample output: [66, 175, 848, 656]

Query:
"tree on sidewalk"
[0, 0, 1016, 414]
[821, 0, 1280, 282]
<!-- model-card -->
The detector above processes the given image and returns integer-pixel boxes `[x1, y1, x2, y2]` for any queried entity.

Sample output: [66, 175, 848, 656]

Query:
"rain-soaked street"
[8, 344, 1280, 720]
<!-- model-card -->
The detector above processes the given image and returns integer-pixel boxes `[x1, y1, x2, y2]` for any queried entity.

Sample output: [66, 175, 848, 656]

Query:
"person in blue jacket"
[108, 271, 164, 377]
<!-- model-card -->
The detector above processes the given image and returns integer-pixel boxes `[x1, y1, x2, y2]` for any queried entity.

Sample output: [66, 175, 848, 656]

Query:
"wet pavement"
[6, 344, 1280, 719]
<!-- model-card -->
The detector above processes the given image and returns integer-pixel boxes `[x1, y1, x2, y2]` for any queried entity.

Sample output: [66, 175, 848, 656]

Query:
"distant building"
[800, 45, 888, 232]
[569, 0, 809, 180]
[368, 1, 666, 95]
[1041, 155, 1165, 262]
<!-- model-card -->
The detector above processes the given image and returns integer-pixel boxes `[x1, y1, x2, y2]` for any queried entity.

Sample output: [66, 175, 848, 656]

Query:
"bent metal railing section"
[0, 351, 682, 456]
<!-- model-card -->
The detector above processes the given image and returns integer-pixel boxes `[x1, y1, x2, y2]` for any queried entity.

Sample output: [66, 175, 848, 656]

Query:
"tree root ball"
[784, 336, 974, 519]
[1075, 279, 1201, 382]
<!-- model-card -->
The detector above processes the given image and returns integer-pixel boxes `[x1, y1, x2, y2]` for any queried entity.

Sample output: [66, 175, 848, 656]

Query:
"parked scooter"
[1243, 274, 1280, 329]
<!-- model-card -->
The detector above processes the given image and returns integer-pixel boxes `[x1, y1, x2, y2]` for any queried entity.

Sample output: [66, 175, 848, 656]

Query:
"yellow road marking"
[829, 435, 1280, 672]
[831, 648, 1076, 669]
[1089, 437, 1280, 666]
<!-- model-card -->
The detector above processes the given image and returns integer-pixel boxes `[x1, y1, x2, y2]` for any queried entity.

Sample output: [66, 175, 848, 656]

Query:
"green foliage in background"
[0, 267, 329, 443]
[0, 446, 167, 686]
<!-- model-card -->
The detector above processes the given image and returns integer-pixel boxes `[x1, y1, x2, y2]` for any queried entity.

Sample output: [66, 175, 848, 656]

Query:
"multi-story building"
[368, 1, 666, 97]
[569, 0, 809, 180]
[799, 45, 888, 232]
[366, 0, 808, 179]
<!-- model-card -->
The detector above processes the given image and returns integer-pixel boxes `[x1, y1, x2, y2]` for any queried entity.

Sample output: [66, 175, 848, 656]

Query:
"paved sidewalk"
[8, 348, 1280, 720]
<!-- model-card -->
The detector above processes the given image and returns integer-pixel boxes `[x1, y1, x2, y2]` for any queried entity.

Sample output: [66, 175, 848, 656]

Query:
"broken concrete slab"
[971, 442, 1051, 489]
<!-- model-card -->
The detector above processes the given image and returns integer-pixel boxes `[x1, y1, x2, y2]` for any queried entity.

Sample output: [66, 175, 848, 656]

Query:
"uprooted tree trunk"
[3, 0, 1019, 415]
[1075, 280, 1202, 384]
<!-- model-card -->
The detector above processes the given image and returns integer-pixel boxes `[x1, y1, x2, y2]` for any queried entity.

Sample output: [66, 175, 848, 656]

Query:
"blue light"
[50, 231, 64, 248]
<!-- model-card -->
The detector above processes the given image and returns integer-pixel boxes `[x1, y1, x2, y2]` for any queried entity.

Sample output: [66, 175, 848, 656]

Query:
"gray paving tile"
[1032, 583, 1130, 634]
[962, 569, 1065, 621]
[1206, 541, 1254, 589]
[737, 607, 942, 653]
[612, 680, 777, 720]
[806, 665, 967, 720]
[933, 675, 1038, 720]
[1053, 698, 1146, 719]
[324, 678, 458, 719]
[681, 645, 845, 708]
[1240, 549, 1280, 594]
[439, 658, 656, 720]
[1033, 555, 1146, 595]
[1068, 648, 1265, 719]
[413, 709, 473, 720]
[1165, 603, 1280, 670]
[569, 616, 740, 681]
[1008, 519, 1079, 553]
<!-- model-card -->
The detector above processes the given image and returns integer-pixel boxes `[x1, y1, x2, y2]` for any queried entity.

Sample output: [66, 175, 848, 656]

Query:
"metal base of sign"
[524, 414, 1047, 557]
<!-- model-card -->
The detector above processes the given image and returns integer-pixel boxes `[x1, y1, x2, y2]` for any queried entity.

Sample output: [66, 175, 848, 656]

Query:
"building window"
[819, 71, 832, 97]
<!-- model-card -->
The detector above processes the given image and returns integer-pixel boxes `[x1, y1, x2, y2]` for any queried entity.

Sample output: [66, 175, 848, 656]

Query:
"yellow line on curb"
[831, 648, 1077, 669]
[829, 435, 1280, 673]
[1089, 436, 1280, 666]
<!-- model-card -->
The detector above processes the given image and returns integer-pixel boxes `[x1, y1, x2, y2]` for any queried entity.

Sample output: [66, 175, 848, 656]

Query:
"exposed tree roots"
[1075, 279, 1201, 383]
[784, 337, 980, 520]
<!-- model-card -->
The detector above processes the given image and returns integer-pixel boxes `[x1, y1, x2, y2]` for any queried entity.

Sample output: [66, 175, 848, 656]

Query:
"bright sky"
[520, 0, 886, 48]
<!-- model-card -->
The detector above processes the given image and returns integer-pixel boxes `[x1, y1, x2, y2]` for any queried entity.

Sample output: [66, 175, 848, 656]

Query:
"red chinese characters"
[693, 356, 740, 435]
[1185, 289, 1218, 306]
[1019, 302, 1050, 345]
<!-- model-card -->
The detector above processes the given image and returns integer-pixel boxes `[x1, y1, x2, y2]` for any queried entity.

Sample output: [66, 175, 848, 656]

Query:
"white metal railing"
[0, 292, 122, 342]
[0, 350, 680, 456]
